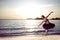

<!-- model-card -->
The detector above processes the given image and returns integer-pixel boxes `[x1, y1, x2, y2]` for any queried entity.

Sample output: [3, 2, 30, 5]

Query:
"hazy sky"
[0, 0, 60, 19]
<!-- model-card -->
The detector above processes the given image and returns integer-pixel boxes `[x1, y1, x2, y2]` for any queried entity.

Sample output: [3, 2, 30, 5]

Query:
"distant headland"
[27, 17, 60, 20]
[51, 18, 60, 20]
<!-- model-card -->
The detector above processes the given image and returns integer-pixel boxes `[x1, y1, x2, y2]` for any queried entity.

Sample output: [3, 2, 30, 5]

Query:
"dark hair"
[41, 15, 45, 18]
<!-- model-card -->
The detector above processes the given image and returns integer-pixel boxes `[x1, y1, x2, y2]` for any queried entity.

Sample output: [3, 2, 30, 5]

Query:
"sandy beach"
[0, 35, 60, 40]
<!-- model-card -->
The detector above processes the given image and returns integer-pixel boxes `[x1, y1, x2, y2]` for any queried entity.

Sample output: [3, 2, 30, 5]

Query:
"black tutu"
[43, 23, 55, 29]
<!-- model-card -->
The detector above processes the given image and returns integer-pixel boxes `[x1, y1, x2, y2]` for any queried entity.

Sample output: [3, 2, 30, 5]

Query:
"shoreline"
[0, 34, 60, 40]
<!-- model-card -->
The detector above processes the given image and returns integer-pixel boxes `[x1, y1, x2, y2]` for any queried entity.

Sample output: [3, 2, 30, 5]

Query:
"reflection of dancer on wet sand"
[38, 11, 55, 35]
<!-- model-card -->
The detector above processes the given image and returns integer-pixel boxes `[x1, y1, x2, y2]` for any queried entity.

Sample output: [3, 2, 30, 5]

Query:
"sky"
[0, 0, 60, 19]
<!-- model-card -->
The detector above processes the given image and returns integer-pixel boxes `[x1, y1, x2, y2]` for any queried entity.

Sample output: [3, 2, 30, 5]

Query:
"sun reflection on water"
[25, 20, 37, 28]
[24, 20, 37, 31]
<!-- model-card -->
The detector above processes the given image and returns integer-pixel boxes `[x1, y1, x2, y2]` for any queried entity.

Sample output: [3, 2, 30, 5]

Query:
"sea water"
[0, 20, 60, 35]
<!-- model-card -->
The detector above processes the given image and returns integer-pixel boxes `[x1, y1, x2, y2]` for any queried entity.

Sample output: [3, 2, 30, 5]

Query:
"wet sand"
[0, 35, 60, 40]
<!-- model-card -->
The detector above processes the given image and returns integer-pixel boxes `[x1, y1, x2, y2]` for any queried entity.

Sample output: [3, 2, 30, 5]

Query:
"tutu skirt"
[43, 23, 55, 29]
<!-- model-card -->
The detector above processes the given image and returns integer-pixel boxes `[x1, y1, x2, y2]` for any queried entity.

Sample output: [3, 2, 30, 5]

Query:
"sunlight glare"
[25, 20, 36, 28]
[15, 2, 53, 19]
[17, 2, 43, 18]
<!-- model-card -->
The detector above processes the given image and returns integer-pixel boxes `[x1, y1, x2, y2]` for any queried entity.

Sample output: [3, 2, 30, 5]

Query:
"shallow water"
[0, 20, 60, 29]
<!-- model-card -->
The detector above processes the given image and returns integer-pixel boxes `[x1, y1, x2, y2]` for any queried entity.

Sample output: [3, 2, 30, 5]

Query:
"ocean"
[0, 20, 60, 36]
